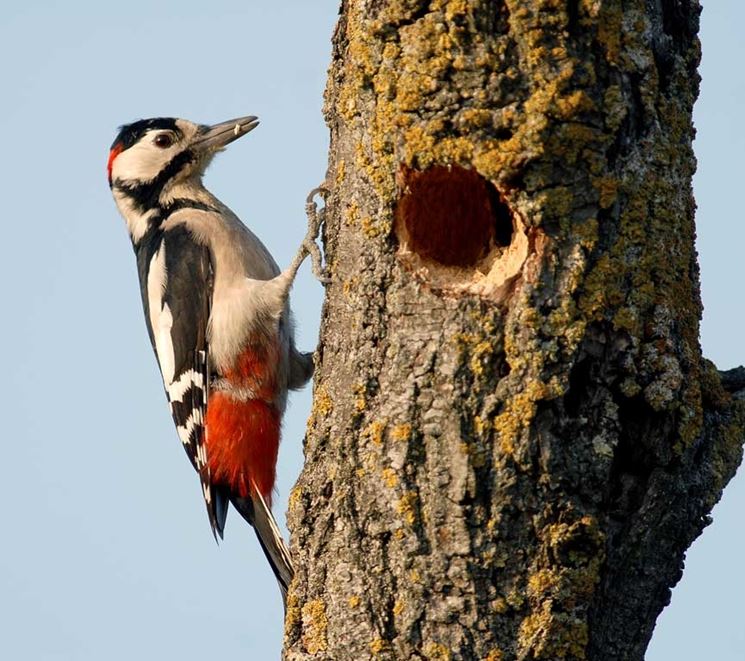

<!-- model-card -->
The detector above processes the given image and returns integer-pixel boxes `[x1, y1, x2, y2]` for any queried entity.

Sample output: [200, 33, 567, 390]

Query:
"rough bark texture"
[284, 1, 744, 660]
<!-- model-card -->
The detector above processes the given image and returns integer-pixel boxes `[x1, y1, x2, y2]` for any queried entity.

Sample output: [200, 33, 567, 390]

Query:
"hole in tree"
[395, 165, 513, 268]
[488, 181, 514, 247]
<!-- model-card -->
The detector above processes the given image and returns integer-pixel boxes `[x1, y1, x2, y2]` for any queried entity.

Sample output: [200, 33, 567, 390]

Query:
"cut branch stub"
[394, 164, 529, 302]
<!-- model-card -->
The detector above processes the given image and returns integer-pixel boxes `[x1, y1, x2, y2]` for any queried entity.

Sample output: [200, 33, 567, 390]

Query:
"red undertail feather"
[205, 393, 280, 504]
[204, 343, 282, 504]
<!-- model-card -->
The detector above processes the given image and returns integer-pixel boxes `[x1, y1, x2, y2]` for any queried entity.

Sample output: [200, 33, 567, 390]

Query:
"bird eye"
[154, 133, 174, 149]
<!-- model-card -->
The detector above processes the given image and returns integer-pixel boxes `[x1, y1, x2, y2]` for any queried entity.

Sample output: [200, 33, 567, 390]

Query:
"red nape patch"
[205, 392, 280, 503]
[107, 143, 123, 184]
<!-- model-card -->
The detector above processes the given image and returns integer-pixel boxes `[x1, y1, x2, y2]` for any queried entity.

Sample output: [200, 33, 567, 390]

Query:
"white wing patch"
[147, 244, 175, 384]
[156, 304, 175, 383]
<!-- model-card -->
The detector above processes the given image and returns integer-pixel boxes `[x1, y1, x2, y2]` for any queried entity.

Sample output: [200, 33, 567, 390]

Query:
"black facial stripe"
[125, 199, 218, 248]
[114, 148, 196, 212]
[161, 199, 219, 216]
[111, 117, 181, 151]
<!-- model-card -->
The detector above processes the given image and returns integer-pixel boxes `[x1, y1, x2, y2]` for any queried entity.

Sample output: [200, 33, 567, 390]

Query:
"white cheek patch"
[112, 138, 180, 183]
[147, 244, 176, 384]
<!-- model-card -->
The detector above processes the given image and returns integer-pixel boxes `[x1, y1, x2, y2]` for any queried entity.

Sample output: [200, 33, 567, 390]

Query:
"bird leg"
[303, 185, 330, 284]
[266, 186, 330, 315]
[283, 185, 330, 286]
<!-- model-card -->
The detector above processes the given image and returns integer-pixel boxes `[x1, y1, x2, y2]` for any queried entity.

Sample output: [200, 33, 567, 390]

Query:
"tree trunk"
[284, 1, 743, 659]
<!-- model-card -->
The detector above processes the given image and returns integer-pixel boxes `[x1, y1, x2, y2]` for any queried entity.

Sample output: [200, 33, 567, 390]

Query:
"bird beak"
[195, 115, 259, 151]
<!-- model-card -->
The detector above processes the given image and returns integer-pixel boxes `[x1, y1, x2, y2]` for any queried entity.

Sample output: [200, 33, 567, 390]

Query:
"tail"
[231, 488, 295, 609]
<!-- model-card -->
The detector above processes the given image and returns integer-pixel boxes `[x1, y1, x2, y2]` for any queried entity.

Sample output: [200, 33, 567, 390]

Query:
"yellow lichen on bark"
[301, 599, 328, 654]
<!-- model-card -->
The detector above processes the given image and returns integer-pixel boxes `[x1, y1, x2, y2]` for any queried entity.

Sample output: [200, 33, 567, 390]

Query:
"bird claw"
[304, 185, 330, 284]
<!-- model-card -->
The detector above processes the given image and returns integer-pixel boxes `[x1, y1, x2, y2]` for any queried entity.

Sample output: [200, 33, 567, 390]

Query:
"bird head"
[107, 115, 259, 190]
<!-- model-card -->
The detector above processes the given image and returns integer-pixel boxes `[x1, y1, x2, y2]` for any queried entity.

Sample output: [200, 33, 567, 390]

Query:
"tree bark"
[284, 1, 744, 660]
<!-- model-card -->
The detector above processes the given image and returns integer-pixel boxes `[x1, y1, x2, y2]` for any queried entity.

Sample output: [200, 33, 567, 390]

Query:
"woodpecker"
[108, 115, 324, 607]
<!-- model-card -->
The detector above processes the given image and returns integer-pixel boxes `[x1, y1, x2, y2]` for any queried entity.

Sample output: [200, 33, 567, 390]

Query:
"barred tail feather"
[232, 488, 294, 609]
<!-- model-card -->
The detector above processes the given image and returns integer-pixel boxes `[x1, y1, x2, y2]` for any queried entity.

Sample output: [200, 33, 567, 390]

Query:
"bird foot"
[303, 185, 330, 285]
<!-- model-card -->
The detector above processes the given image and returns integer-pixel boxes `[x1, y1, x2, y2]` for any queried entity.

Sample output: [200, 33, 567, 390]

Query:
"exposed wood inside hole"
[394, 165, 530, 302]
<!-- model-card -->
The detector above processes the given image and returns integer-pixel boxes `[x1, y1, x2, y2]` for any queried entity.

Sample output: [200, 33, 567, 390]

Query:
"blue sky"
[0, 2, 741, 659]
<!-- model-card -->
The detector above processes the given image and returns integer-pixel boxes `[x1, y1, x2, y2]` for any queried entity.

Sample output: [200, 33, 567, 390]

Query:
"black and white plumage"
[108, 115, 324, 606]
[136, 223, 220, 528]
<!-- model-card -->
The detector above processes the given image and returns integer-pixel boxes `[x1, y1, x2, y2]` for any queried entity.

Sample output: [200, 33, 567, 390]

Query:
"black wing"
[136, 224, 228, 537]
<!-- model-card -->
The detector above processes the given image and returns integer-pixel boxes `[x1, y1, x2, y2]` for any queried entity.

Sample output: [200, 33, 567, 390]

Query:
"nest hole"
[394, 164, 529, 302]
[396, 165, 513, 268]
